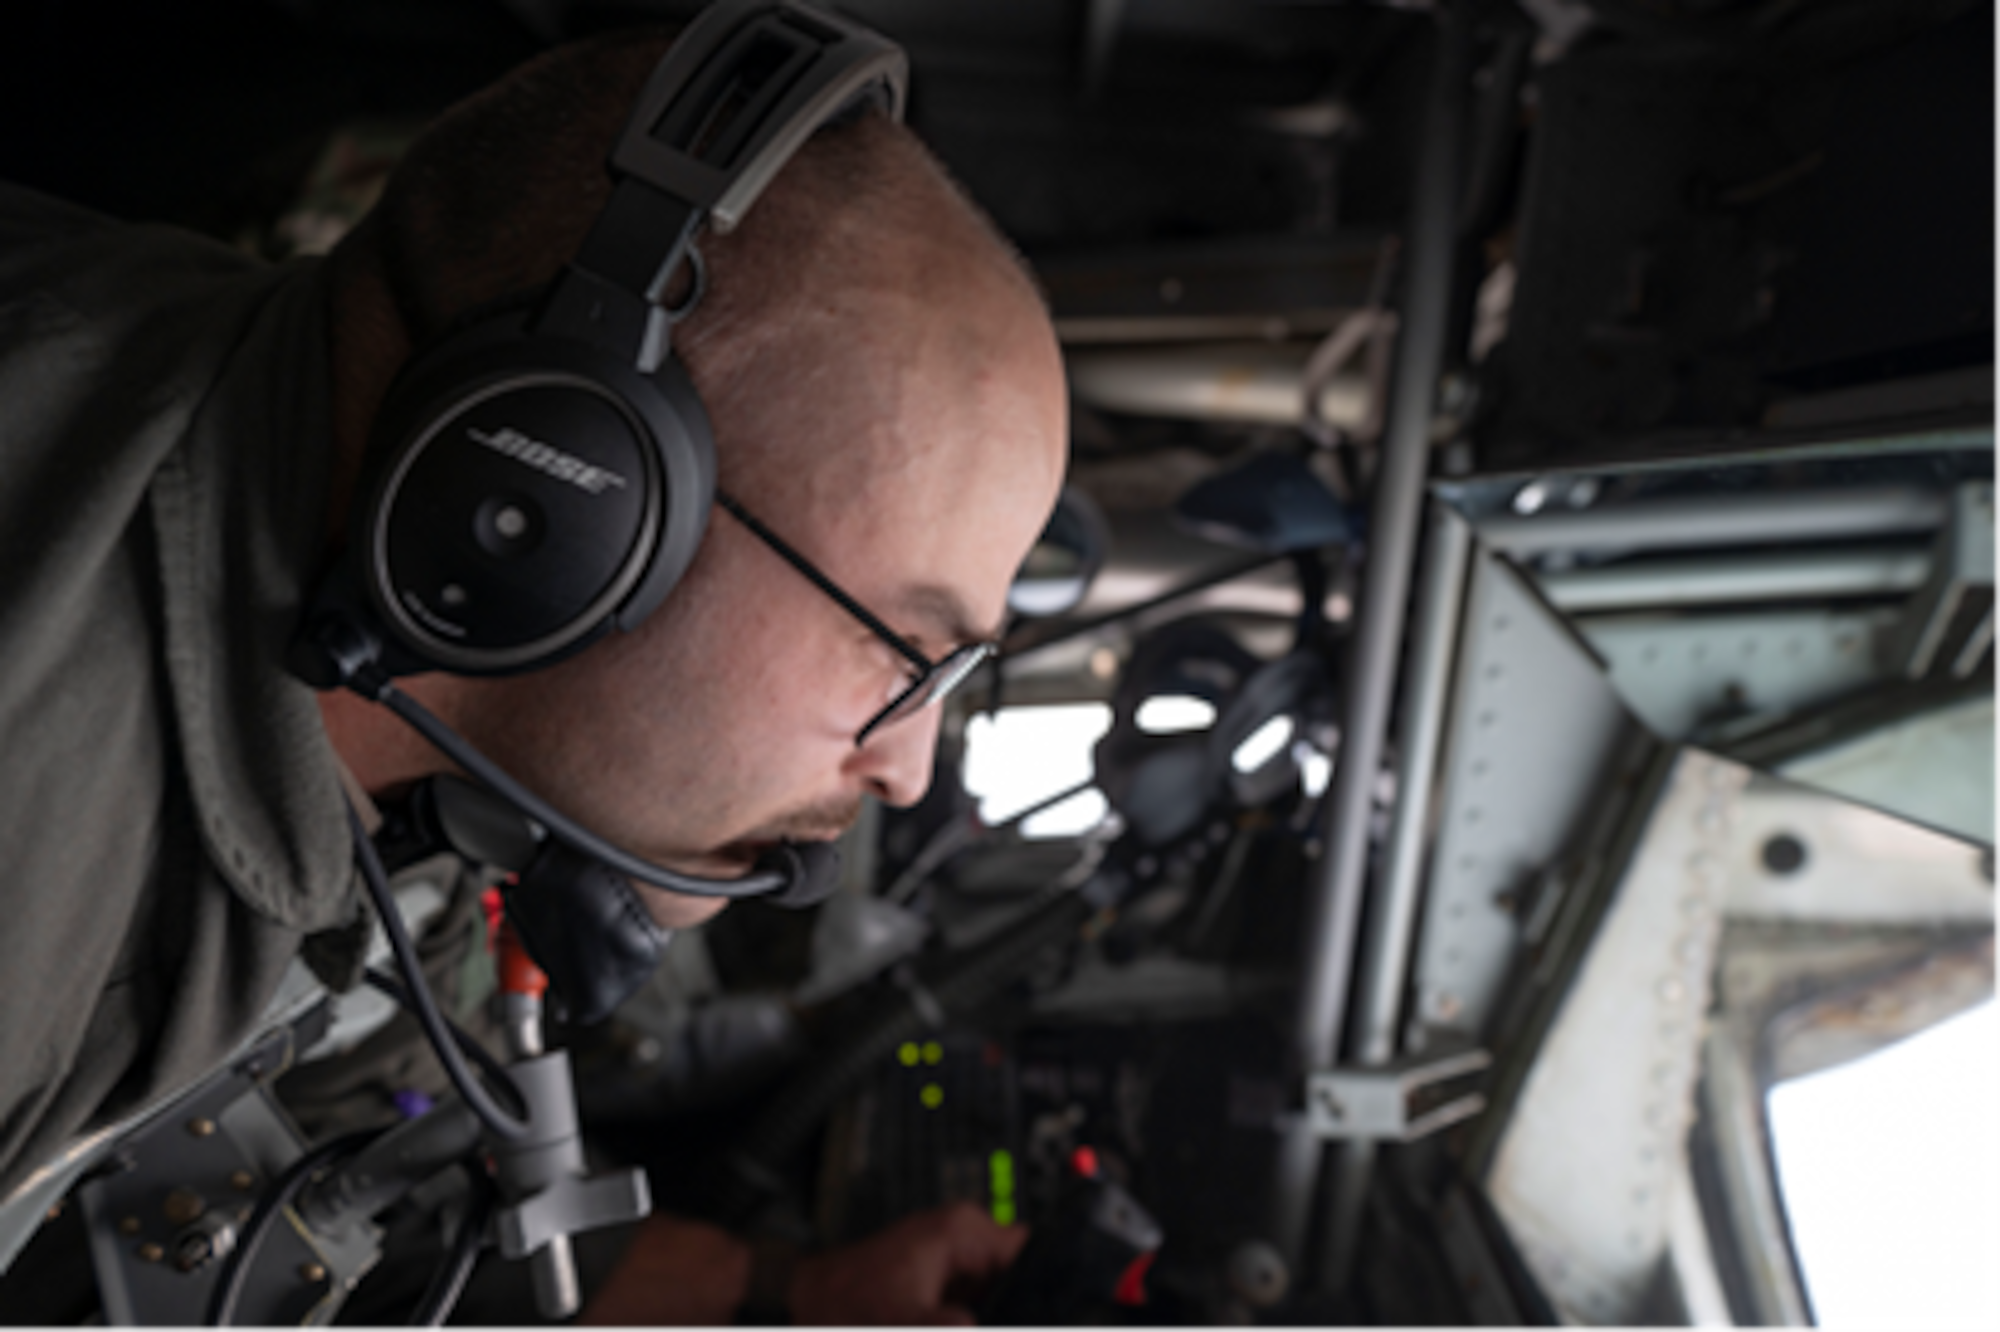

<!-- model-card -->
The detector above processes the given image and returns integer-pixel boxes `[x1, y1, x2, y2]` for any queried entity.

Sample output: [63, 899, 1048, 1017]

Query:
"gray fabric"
[0, 183, 360, 1200]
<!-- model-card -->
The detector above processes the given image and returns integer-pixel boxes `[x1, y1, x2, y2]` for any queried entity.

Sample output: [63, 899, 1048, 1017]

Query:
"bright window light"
[1766, 1001, 1999, 1330]
[963, 703, 1113, 834]
[1300, 746, 1332, 796]
[1136, 694, 1217, 734]
[1231, 715, 1295, 774]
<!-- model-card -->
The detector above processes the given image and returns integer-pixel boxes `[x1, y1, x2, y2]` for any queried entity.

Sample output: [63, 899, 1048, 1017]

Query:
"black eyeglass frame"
[714, 491, 997, 745]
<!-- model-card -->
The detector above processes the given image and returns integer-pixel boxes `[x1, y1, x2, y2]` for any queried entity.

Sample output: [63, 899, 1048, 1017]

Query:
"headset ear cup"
[353, 321, 715, 677]
[609, 356, 714, 633]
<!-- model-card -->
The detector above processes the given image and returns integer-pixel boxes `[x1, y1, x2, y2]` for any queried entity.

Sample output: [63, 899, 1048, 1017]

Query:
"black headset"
[311, 0, 906, 680]
[291, 0, 909, 1019]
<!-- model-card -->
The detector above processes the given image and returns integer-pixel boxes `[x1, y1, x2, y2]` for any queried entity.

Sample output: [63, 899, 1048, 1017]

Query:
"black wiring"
[347, 801, 534, 1143]
[370, 680, 785, 899]
[205, 818, 518, 1325]
[362, 969, 521, 1111]
[409, 1168, 500, 1327]
[205, 1129, 381, 1327]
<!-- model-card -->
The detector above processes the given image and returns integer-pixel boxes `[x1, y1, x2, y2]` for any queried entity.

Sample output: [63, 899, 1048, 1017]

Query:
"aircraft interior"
[0, 0, 1991, 1325]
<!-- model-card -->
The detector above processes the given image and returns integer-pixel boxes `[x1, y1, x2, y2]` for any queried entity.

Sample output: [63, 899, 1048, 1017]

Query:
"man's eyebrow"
[900, 583, 1004, 648]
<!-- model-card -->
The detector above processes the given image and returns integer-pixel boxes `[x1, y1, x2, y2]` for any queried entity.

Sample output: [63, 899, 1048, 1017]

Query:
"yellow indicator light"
[920, 1084, 944, 1110]
[993, 1199, 1017, 1226]
[922, 1041, 944, 1066]
[898, 1042, 920, 1067]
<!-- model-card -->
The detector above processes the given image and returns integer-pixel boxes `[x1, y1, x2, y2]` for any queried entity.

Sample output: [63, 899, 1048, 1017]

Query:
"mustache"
[739, 794, 866, 847]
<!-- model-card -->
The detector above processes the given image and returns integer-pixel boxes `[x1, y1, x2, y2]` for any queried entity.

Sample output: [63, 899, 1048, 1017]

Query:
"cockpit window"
[962, 703, 1113, 840]
[1766, 1000, 1998, 1329]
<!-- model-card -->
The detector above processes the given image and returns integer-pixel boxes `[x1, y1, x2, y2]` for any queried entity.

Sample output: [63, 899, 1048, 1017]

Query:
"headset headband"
[534, 0, 908, 373]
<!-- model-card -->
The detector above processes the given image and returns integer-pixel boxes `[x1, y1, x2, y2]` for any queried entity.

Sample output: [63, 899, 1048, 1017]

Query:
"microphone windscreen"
[761, 841, 844, 908]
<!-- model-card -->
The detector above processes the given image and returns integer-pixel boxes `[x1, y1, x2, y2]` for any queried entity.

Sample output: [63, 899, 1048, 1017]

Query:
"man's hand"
[790, 1201, 1029, 1326]
[579, 1213, 751, 1326]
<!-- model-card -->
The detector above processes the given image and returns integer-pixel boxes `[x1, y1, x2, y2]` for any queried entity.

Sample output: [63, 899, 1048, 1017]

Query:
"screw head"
[163, 1188, 206, 1227]
[230, 1170, 257, 1192]
[137, 1243, 165, 1264]
[186, 1117, 217, 1138]
[300, 1262, 329, 1284]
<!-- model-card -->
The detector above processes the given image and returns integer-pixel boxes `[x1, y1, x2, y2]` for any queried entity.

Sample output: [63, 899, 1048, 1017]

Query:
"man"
[0, 12, 1066, 1324]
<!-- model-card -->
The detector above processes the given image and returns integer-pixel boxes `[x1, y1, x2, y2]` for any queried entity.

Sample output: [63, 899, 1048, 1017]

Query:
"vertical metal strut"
[1269, 4, 1472, 1286]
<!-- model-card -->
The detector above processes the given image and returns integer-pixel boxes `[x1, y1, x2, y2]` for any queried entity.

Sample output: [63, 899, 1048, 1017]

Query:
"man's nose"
[846, 706, 942, 808]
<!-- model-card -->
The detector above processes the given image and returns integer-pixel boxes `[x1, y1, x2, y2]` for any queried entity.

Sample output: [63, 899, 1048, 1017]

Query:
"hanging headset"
[289, 0, 909, 1011]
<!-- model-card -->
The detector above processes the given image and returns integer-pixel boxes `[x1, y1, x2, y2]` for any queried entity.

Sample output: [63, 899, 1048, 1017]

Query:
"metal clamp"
[1305, 1047, 1492, 1142]
[1886, 479, 1994, 680]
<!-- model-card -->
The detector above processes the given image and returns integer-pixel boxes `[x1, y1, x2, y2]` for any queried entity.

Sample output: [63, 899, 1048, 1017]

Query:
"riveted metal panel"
[1412, 548, 1638, 1037]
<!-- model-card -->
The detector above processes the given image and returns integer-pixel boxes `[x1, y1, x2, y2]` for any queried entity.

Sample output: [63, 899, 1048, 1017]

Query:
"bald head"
[340, 27, 1049, 497]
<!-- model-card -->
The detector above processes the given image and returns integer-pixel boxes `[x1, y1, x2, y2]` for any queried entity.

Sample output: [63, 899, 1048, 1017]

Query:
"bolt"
[300, 1262, 328, 1284]
[163, 1188, 206, 1227]
[186, 1117, 216, 1139]
[174, 1233, 215, 1273]
[138, 1243, 165, 1264]
[1761, 833, 1808, 876]
[230, 1170, 257, 1192]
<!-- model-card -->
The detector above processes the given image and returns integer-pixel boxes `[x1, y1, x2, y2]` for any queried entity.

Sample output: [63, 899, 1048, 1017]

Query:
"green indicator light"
[920, 1083, 944, 1110]
[989, 1150, 1015, 1194]
[898, 1042, 920, 1067]
[922, 1041, 944, 1066]
[993, 1200, 1017, 1226]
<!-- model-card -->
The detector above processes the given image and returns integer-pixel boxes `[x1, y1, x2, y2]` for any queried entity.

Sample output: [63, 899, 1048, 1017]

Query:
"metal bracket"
[1306, 1047, 1492, 1142]
[78, 1012, 372, 1327]
[1885, 479, 1994, 680]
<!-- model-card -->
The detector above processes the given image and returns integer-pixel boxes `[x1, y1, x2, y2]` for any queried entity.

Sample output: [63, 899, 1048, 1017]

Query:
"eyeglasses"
[714, 491, 997, 746]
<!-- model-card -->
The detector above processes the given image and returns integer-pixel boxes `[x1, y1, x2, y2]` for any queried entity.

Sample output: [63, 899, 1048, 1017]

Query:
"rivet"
[119, 1215, 142, 1236]
[231, 1170, 257, 1192]
[187, 1118, 217, 1138]
[300, 1262, 328, 1284]
[163, 1188, 206, 1227]
[138, 1243, 165, 1264]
